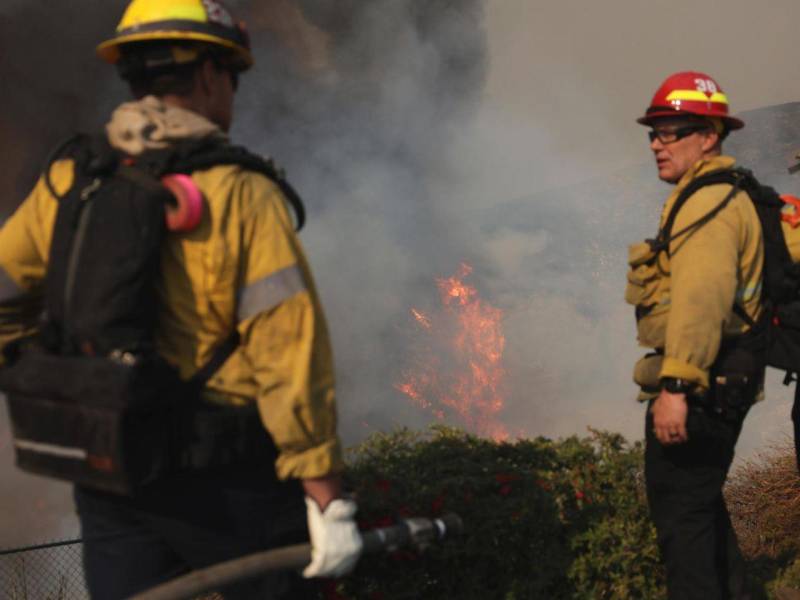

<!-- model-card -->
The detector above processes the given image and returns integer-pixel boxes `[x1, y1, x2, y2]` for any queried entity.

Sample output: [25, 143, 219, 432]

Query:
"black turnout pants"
[645, 400, 751, 600]
[74, 465, 318, 600]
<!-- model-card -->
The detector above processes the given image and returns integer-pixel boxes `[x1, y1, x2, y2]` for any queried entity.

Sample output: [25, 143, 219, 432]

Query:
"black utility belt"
[0, 350, 274, 496]
[684, 373, 758, 419]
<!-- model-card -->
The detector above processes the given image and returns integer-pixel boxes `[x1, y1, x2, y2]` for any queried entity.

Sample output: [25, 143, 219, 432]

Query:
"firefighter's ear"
[701, 129, 721, 153]
[197, 59, 216, 96]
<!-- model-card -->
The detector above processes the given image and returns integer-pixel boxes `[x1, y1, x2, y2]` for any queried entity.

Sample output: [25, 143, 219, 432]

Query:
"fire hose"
[128, 513, 463, 600]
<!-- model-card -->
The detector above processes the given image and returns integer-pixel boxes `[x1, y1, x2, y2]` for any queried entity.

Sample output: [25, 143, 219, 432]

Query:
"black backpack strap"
[677, 168, 796, 331]
[732, 302, 757, 329]
[650, 168, 745, 255]
[42, 135, 86, 200]
[166, 142, 306, 231]
[187, 329, 241, 389]
[42, 134, 120, 197]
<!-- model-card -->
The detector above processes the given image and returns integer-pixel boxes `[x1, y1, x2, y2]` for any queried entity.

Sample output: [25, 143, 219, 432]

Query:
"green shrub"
[331, 427, 664, 600]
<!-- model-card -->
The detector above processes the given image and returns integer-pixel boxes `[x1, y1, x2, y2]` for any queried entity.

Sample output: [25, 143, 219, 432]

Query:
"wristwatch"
[660, 377, 694, 395]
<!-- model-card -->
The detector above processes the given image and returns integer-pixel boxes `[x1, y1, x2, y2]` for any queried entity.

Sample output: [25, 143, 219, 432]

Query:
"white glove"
[303, 496, 364, 578]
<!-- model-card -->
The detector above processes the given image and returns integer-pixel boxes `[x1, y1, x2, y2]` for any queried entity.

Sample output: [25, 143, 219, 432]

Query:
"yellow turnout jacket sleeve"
[154, 164, 345, 480]
[0, 160, 71, 362]
[230, 173, 343, 480]
[660, 157, 763, 388]
[630, 156, 763, 391]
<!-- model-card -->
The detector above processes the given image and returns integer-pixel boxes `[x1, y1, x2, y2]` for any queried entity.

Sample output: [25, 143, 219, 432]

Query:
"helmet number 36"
[694, 78, 718, 95]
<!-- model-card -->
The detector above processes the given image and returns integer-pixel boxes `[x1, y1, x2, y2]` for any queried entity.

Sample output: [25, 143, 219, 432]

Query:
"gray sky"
[483, 0, 800, 179]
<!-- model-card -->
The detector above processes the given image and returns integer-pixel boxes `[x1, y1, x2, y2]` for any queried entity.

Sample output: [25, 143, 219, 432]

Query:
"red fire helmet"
[637, 71, 744, 131]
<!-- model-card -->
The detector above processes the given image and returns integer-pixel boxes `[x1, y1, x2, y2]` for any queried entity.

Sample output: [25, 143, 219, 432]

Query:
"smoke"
[227, 0, 655, 443]
[0, 1, 125, 214]
[231, 0, 490, 438]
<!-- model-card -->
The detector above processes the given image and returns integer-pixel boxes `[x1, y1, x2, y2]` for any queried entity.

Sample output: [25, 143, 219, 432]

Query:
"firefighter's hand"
[651, 390, 689, 445]
[303, 496, 363, 578]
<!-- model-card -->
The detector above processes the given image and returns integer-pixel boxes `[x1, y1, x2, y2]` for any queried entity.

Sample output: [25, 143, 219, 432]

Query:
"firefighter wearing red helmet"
[0, 0, 361, 598]
[637, 71, 745, 132]
[626, 71, 762, 598]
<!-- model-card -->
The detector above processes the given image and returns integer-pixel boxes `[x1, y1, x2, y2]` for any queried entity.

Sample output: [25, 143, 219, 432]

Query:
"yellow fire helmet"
[96, 0, 253, 72]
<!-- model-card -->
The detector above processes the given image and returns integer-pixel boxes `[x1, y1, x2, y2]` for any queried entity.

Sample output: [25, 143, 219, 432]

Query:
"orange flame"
[410, 308, 432, 329]
[395, 263, 508, 440]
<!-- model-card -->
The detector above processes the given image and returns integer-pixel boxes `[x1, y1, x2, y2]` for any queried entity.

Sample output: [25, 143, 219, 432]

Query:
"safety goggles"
[648, 124, 712, 144]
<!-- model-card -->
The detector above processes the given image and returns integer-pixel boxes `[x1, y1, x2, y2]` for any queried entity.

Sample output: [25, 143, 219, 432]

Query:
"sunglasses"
[648, 125, 711, 144]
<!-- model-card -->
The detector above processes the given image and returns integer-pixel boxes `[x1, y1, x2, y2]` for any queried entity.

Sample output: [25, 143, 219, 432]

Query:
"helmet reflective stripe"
[114, 19, 248, 52]
[665, 90, 729, 105]
[120, 4, 207, 29]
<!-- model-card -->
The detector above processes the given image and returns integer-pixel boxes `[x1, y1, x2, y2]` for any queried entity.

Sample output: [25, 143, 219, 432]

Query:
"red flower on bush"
[374, 515, 395, 528]
[575, 490, 585, 500]
[499, 484, 513, 496]
[431, 493, 446, 513]
[375, 479, 391, 494]
[321, 579, 347, 600]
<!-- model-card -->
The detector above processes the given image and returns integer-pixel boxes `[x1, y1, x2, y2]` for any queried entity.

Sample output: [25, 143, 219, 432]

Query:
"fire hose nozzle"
[129, 512, 464, 600]
[362, 513, 463, 554]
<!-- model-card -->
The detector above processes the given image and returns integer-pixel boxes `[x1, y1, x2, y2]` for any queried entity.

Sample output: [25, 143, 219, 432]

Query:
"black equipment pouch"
[682, 305, 765, 425]
[0, 334, 271, 496]
[0, 348, 179, 495]
[706, 335, 764, 420]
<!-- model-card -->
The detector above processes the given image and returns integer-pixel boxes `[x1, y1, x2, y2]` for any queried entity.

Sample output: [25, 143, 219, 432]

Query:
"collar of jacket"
[105, 95, 227, 157]
[659, 155, 736, 228]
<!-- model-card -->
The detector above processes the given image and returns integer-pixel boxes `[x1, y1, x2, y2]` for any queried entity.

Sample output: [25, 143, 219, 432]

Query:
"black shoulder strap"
[188, 329, 242, 389]
[650, 168, 746, 255]
[166, 142, 306, 231]
[42, 134, 120, 200]
[44, 136, 306, 230]
[659, 166, 796, 322]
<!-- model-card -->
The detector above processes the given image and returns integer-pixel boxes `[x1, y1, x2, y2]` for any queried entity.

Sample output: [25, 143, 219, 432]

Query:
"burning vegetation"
[395, 263, 508, 440]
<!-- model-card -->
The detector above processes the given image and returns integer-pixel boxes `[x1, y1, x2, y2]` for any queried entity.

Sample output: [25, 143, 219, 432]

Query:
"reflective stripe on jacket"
[626, 155, 764, 394]
[0, 155, 343, 480]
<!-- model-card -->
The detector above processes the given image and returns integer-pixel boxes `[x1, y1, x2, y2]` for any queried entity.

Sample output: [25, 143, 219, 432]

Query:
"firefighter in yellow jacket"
[627, 71, 762, 599]
[0, 1, 361, 598]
